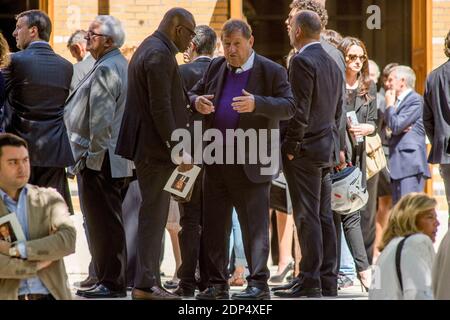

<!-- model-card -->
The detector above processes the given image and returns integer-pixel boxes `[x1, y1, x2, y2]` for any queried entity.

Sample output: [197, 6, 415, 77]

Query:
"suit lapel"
[245, 55, 261, 95]
[65, 64, 99, 103]
[396, 91, 414, 113]
[26, 186, 38, 240]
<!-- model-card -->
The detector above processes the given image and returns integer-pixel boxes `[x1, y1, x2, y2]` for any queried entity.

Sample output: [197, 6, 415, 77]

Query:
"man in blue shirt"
[0, 133, 76, 300]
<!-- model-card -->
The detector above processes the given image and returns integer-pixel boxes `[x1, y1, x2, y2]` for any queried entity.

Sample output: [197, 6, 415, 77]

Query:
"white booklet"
[346, 111, 364, 144]
[163, 165, 201, 200]
[0, 213, 26, 243]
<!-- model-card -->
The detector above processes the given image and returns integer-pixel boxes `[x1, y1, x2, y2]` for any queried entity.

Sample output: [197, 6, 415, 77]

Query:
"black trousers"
[283, 155, 337, 290]
[76, 175, 96, 279]
[360, 172, 379, 265]
[30, 166, 74, 215]
[177, 172, 208, 291]
[333, 211, 370, 273]
[78, 154, 128, 291]
[202, 164, 270, 290]
[133, 161, 174, 289]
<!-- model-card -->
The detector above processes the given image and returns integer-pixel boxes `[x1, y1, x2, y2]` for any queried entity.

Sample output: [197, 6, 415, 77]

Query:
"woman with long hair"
[0, 33, 11, 132]
[335, 37, 378, 291]
[370, 193, 438, 300]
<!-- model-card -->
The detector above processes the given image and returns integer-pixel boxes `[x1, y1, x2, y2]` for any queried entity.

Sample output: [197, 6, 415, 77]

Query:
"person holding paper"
[115, 8, 196, 300]
[190, 19, 295, 300]
[0, 133, 76, 300]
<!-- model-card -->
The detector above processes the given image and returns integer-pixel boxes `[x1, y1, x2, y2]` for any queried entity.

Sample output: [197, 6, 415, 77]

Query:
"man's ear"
[29, 26, 40, 40]
[249, 35, 254, 47]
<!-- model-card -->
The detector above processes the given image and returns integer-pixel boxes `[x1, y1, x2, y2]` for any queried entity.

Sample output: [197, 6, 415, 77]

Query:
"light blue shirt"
[0, 186, 50, 295]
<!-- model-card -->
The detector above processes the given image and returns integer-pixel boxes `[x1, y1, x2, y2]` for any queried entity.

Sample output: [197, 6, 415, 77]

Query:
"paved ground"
[65, 213, 369, 300]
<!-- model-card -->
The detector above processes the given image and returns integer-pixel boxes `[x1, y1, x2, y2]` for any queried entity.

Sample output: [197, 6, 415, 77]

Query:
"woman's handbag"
[365, 133, 387, 180]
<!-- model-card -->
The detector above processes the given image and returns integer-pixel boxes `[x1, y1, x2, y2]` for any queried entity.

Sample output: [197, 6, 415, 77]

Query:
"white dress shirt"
[369, 233, 435, 300]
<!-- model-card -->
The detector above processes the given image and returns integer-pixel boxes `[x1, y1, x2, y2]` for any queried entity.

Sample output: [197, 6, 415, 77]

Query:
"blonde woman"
[369, 193, 439, 300]
[0, 32, 10, 131]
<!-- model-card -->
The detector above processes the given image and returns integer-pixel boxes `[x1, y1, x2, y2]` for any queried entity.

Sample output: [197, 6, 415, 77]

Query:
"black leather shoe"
[173, 286, 195, 298]
[74, 276, 98, 288]
[273, 283, 322, 298]
[77, 284, 127, 299]
[196, 286, 229, 300]
[322, 288, 338, 297]
[271, 277, 300, 292]
[132, 287, 181, 300]
[231, 286, 270, 300]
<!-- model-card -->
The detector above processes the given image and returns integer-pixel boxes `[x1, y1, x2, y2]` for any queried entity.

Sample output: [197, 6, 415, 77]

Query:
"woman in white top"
[369, 193, 439, 300]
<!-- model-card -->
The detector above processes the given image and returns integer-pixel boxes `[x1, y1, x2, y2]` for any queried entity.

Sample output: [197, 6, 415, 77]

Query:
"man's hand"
[349, 123, 375, 139]
[337, 151, 347, 170]
[36, 261, 53, 271]
[385, 89, 396, 107]
[195, 95, 215, 115]
[0, 240, 11, 256]
[232, 89, 255, 113]
[287, 154, 294, 161]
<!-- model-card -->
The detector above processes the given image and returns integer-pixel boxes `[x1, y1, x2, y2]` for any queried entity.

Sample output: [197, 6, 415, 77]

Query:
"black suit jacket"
[3, 42, 74, 167]
[284, 43, 343, 167]
[424, 59, 450, 164]
[179, 57, 212, 91]
[116, 31, 191, 164]
[189, 53, 296, 183]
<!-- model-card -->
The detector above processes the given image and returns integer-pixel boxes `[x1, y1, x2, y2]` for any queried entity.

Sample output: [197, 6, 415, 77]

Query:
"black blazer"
[179, 57, 212, 91]
[116, 31, 191, 164]
[189, 53, 296, 183]
[424, 59, 450, 164]
[284, 43, 343, 167]
[3, 42, 74, 167]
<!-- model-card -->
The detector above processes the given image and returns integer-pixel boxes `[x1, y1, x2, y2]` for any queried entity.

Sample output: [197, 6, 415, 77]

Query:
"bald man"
[116, 8, 196, 300]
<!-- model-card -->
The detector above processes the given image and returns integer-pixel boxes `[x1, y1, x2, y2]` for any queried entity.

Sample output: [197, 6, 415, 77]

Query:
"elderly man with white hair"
[64, 15, 133, 298]
[67, 30, 96, 92]
[384, 65, 430, 204]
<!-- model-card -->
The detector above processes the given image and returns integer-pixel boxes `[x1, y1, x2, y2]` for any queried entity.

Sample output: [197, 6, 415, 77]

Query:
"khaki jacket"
[0, 185, 76, 300]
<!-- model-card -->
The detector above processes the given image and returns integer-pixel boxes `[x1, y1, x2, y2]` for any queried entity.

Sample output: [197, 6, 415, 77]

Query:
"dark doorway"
[327, 0, 412, 73]
[0, 0, 40, 52]
[244, 0, 292, 67]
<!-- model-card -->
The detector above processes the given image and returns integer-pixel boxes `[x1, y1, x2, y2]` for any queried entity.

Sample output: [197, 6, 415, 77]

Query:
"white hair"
[392, 65, 416, 89]
[94, 15, 125, 48]
[368, 59, 380, 81]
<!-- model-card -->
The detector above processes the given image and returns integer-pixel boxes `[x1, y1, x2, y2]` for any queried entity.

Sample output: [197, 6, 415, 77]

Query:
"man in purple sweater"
[189, 19, 295, 300]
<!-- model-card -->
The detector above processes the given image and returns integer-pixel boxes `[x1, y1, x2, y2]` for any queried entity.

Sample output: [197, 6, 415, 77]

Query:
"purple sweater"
[213, 69, 251, 136]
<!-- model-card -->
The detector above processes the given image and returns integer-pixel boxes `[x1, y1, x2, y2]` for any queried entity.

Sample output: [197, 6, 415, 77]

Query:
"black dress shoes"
[132, 287, 181, 300]
[273, 283, 322, 298]
[77, 284, 127, 299]
[322, 288, 338, 297]
[231, 286, 271, 300]
[173, 286, 195, 298]
[196, 286, 229, 300]
[271, 277, 300, 292]
[73, 276, 98, 288]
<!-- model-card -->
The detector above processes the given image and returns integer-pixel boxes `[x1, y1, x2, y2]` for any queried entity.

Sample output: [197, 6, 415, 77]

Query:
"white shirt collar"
[193, 55, 212, 62]
[298, 41, 321, 55]
[228, 50, 255, 73]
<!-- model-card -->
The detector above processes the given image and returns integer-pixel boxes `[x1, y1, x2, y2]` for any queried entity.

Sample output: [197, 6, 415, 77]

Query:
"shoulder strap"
[395, 234, 413, 294]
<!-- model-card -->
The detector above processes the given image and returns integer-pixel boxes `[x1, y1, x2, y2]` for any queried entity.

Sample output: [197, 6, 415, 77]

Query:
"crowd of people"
[0, 0, 450, 300]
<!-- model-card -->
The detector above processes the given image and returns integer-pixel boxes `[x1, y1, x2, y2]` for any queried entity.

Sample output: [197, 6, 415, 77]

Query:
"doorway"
[0, 0, 40, 52]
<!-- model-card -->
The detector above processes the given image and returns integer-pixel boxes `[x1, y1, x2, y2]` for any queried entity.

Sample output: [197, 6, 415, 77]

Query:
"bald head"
[158, 7, 196, 53]
[293, 10, 322, 40]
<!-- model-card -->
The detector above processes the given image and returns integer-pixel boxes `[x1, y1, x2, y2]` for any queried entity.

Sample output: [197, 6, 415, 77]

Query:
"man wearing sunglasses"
[116, 7, 196, 300]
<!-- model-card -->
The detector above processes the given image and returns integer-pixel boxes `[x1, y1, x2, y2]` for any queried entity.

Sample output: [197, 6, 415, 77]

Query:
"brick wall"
[51, 0, 228, 62]
[432, 0, 450, 69]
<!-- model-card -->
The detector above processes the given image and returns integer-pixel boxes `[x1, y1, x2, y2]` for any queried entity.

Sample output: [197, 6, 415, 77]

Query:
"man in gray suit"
[385, 66, 430, 204]
[3, 10, 74, 212]
[64, 15, 133, 299]
[67, 30, 96, 92]
[424, 30, 450, 215]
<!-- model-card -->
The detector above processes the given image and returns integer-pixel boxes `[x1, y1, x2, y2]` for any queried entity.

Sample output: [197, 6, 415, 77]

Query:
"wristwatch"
[9, 245, 19, 258]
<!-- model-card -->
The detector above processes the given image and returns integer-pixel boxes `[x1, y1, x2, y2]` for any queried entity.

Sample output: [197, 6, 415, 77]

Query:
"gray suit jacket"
[70, 53, 95, 92]
[385, 90, 430, 180]
[424, 59, 450, 164]
[64, 49, 133, 178]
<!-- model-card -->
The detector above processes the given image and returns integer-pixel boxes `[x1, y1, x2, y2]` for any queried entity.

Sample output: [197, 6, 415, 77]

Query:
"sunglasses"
[346, 54, 367, 63]
[179, 25, 196, 40]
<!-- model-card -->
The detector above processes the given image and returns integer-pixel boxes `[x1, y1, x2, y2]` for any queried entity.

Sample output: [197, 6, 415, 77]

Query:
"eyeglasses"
[86, 30, 108, 39]
[346, 54, 367, 63]
[179, 25, 196, 39]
